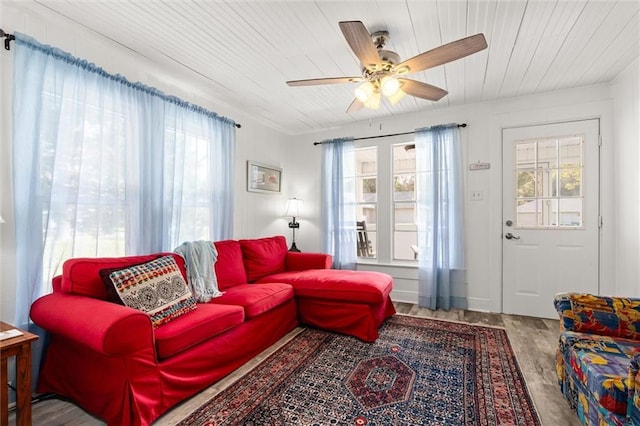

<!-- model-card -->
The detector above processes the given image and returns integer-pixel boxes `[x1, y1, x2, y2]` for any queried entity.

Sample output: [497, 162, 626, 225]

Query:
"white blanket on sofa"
[174, 241, 223, 302]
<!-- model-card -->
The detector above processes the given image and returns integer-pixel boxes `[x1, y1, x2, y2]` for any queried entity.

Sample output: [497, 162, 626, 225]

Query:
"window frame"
[354, 137, 417, 266]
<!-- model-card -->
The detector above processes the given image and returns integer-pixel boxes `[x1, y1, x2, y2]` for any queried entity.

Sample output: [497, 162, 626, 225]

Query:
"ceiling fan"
[286, 21, 487, 113]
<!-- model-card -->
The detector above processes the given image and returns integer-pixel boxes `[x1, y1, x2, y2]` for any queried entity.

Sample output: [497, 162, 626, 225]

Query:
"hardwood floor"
[10, 303, 580, 425]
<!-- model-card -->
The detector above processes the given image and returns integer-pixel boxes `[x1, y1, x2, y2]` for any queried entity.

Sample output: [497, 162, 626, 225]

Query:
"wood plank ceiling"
[23, 0, 640, 134]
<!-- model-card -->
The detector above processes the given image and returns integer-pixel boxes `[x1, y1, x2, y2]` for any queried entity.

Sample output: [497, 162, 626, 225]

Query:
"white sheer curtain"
[159, 101, 235, 249]
[415, 125, 466, 310]
[11, 32, 235, 338]
[321, 137, 357, 269]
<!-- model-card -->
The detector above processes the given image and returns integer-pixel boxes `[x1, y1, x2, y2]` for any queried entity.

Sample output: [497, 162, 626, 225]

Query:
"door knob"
[504, 232, 520, 240]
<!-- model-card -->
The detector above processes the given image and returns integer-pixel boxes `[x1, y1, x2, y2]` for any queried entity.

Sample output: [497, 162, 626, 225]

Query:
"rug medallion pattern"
[179, 315, 540, 425]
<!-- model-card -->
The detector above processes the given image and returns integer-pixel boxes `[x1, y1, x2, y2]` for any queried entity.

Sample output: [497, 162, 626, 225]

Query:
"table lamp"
[284, 197, 301, 252]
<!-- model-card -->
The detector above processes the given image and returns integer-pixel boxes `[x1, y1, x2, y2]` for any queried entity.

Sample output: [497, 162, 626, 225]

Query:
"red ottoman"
[256, 269, 396, 342]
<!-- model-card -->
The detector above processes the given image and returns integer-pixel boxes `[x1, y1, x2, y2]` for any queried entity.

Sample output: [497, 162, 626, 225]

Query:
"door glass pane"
[559, 198, 582, 227]
[516, 142, 536, 168]
[517, 170, 536, 197]
[539, 198, 558, 227]
[560, 137, 582, 167]
[559, 167, 581, 196]
[513, 135, 584, 229]
[537, 139, 557, 168]
[516, 199, 536, 227]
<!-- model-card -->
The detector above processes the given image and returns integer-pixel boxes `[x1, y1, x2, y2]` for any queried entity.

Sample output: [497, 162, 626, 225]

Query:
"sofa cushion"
[154, 303, 245, 359]
[62, 253, 187, 300]
[240, 236, 288, 282]
[214, 240, 248, 290]
[256, 269, 392, 305]
[556, 293, 640, 340]
[559, 331, 640, 416]
[102, 256, 196, 328]
[209, 283, 294, 318]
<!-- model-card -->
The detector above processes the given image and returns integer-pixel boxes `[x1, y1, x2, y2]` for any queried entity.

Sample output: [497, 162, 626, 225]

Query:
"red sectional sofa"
[30, 236, 395, 426]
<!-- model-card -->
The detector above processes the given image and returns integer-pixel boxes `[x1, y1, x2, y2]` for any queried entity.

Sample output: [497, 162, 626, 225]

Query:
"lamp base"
[289, 242, 301, 252]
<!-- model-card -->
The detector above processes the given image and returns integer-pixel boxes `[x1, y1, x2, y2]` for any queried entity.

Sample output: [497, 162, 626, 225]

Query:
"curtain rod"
[0, 28, 15, 51]
[0, 28, 242, 127]
[312, 123, 466, 145]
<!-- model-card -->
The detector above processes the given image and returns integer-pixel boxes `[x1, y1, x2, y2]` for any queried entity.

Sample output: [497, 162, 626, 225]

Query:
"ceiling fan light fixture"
[354, 81, 375, 103]
[387, 88, 406, 105]
[364, 90, 381, 109]
[381, 76, 400, 97]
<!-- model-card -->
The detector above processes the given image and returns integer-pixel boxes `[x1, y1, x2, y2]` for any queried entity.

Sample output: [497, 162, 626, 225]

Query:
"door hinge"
[598, 216, 603, 228]
[598, 134, 602, 147]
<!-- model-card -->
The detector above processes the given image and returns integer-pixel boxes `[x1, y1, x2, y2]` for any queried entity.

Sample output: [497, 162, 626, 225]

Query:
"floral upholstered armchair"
[554, 293, 640, 426]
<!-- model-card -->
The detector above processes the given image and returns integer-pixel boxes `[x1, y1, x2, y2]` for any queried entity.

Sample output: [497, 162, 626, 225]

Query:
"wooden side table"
[0, 322, 38, 426]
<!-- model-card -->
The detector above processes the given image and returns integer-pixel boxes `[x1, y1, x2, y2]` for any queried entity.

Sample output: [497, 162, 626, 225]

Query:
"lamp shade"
[285, 197, 301, 218]
[354, 82, 375, 103]
[381, 76, 400, 97]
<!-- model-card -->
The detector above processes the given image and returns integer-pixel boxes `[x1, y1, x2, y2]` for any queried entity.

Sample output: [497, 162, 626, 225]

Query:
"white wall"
[0, 3, 293, 323]
[288, 85, 619, 311]
[611, 58, 640, 296]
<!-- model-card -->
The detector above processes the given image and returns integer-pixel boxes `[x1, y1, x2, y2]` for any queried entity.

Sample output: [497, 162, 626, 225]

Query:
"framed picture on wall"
[247, 161, 282, 194]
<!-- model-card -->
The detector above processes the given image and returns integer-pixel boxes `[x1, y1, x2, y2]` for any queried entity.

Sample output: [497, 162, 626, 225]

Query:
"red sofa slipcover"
[239, 236, 395, 342]
[256, 269, 395, 342]
[30, 236, 395, 425]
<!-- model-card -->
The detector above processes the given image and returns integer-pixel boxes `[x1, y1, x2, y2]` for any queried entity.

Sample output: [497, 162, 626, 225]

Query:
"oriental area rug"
[178, 315, 541, 426]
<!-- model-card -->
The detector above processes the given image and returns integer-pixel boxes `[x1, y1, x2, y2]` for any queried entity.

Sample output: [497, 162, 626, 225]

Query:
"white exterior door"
[502, 120, 600, 318]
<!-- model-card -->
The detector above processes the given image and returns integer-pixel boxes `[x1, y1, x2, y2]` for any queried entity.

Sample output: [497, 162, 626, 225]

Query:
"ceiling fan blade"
[399, 79, 448, 101]
[287, 77, 364, 87]
[339, 21, 381, 69]
[346, 98, 364, 113]
[395, 33, 487, 74]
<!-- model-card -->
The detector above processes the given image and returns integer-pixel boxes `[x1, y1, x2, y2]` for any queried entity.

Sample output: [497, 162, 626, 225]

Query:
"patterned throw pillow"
[102, 255, 197, 327]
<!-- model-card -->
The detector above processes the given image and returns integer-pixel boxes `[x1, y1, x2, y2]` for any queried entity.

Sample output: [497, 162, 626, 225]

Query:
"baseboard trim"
[466, 297, 492, 313]
[390, 290, 418, 304]
[391, 294, 494, 314]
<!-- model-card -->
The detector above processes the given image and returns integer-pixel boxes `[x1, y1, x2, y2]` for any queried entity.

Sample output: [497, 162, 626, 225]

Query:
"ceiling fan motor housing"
[362, 49, 401, 89]
[371, 30, 389, 48]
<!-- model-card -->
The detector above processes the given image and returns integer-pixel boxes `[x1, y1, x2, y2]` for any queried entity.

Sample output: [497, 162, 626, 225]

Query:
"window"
[14, 37, 235, 289]
[355, 147, 377, 258]
[40, 91, 130, 281]
[393, 144, 417, 260]
[165, 127, 215, 242]
[514, 135, 584, 228]
[354, 141, 418, 263]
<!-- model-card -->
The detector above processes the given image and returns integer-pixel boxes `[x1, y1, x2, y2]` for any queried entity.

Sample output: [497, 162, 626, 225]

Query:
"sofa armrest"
[629, 352, 640, 422]
[285, 252, 332, 271]
[553, 292, 640, 339]
[30, 293, 154, 356]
